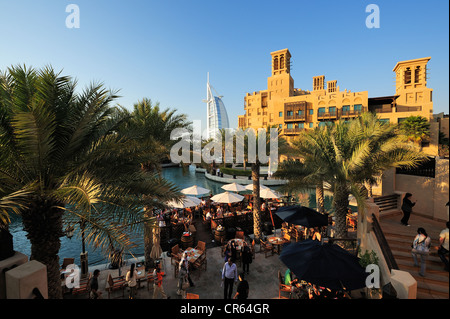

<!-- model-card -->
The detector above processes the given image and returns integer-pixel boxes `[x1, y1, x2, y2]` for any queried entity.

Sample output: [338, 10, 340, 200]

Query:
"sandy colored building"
[238, 49, 439, 155]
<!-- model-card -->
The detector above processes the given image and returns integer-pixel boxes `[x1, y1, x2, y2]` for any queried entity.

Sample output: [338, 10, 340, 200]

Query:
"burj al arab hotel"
[203, 74, 230, 140]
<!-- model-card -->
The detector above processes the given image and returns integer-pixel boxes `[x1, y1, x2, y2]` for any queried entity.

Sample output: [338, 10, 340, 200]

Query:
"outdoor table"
[228, 238, 245, 250]
[268, 236, 284, 255]
[183, 247, 203, 266]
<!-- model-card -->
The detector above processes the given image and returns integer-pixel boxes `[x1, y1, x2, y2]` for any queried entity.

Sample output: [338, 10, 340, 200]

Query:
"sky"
[0, 0, 448, 131]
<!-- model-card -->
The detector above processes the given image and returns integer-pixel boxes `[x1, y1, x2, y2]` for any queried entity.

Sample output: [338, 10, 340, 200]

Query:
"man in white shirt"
[438, 221, 449, 272]
[222, 257, 238, 299]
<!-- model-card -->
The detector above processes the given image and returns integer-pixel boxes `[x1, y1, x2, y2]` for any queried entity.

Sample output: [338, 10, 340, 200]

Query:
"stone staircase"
[373, 194, 402, 218]
[383, 231, 449, 299]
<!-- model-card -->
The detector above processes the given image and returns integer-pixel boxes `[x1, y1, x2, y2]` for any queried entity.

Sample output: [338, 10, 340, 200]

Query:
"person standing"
[125, 263, 138, 299]
[234, 272, 249, 299]
[153, 261, 169, 299]
[222, 257, 238, 299]
[411, 227, 431, 277]
[241, 241, 252, 274]
[438, 221, 449, 272]
[89, 269, 102, 299]
[177, 261, 189, 298]
[401, 193, 416, 226]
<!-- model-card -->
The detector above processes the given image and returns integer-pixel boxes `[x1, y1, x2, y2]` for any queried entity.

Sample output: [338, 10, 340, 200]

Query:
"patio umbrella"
[279, 240, 368, 291]
[259, 188, 282, 199]
[275, 205, 328, 228]
[166, 196, 201, 209]
[181, 185, 210, 196]
[221, 182, 246, 193]
[150, 227, 163, 260]
[244, 183, 269, 191]
[211, 191, 244, 204]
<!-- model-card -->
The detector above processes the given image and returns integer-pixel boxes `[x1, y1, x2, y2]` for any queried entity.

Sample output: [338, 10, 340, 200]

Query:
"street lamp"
[65, 221, 88, 276]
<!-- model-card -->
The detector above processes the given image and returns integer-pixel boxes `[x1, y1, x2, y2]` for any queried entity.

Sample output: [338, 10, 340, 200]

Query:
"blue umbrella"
[279, 240, 368, 291]
[275, 205, 328, 228]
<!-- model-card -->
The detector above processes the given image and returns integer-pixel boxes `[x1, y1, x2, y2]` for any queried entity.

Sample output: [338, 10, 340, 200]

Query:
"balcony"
[285, 114, 306, 122]
[340, 108, 367, 118]
[317, 111, 337, 120]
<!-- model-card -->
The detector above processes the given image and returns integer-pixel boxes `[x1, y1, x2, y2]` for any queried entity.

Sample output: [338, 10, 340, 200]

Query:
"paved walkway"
[67, 236, 291, 300]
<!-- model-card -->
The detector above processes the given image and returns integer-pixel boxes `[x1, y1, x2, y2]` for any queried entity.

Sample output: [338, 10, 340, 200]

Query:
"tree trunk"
[21, 198, 65, 299]
[252, 161, 262, 242]
[316, 183, 325, 214]
[143, 207, 154, 269]
[333, 184, 350, 239]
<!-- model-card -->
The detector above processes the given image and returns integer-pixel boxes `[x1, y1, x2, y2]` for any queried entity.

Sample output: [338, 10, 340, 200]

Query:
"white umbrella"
[221, 183, 246, 193]
[181, 185, 210, 196]
[244, 183, 270, 191]
[260, 188, 282, 199]
[166, 196, 201, 209]
[211, 191, 244, 204]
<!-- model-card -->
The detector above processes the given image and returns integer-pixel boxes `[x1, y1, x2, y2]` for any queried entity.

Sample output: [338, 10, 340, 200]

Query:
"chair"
[71, 272, 91, 297]
[282, 233, 291, 244]
[193, 253, 207, 271]
[186, 293, 199, 299]
[195, 240, 206, 258]
[171, 244, 182, 266]
[291, 227, 302, 242]
[106, 274, 126, 299]
[260, 240, 274, 258]
[235, 231, 245, 240]
[61, 258, 75, 270]
[278, 271, 292, 299]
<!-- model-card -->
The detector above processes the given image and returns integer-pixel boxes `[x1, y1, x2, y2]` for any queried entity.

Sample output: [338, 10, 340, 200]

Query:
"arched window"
[404, 67, 411, 84]
[273, 56, 279, 70]
[414, 66, 420, 83]
[280, 55, 285, 69]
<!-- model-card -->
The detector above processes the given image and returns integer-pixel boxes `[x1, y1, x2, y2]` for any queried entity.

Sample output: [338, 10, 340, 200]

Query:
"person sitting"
[312, 228, 322, 242]
[216, 206, 223, 218]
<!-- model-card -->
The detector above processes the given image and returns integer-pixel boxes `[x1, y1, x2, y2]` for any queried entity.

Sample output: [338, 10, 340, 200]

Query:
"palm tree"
[239, 126, 289, 241]
[398, 115, 430, 151]
[276, 113, 427, 238]
[120, 98, 190, 268]
[0, 66, 180, 298]
[275, 158, 327, 214]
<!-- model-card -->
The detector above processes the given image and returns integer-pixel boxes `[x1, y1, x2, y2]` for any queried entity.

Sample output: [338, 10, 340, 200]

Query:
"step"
[417, 288, 449, 299]
[373, 195, 398, 201]
[416, 281, 449, 299]
[391, 249, 444, 265]
[397, 260, 449, 278]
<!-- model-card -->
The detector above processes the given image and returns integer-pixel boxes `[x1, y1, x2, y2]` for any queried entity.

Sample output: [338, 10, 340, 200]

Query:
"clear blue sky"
[1, 0, 448, 130]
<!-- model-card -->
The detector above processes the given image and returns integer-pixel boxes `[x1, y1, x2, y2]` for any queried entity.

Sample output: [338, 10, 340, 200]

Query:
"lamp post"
[65, 220, 88, 277]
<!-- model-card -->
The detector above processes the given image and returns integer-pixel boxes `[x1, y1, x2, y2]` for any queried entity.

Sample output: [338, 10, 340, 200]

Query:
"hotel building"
[238, 49, 438, 154]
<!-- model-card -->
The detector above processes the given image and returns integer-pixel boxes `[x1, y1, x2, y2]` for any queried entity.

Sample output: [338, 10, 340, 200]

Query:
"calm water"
[9, 166, 332, 266]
